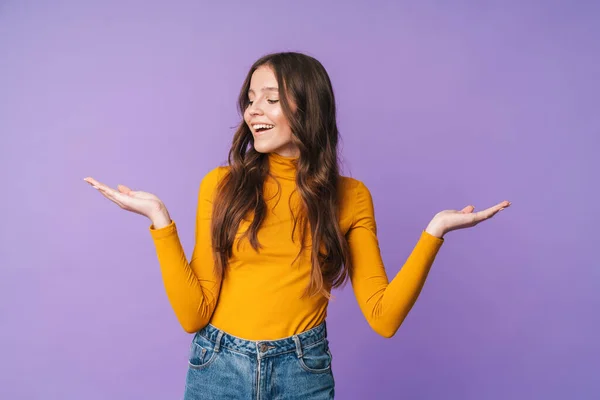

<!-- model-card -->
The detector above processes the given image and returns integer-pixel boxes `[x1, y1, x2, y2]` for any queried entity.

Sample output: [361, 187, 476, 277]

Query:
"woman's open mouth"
[252, 124, 274, 136]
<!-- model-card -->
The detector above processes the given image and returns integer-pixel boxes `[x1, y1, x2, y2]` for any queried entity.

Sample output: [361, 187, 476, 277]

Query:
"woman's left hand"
[425, 200, 511, 238]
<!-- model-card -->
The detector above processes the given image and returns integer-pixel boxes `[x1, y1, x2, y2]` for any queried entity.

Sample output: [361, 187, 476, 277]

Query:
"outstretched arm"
[347, 181, 510, 338]
[347, 181, 444, 338]
[149, 167, 227, 333]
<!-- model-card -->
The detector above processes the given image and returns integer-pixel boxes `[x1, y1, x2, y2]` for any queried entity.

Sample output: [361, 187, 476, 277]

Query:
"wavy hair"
[211, 52, 350, 299]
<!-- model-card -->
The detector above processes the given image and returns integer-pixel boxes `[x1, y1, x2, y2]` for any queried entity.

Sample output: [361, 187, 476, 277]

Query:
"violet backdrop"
[1, 0, 598, 399]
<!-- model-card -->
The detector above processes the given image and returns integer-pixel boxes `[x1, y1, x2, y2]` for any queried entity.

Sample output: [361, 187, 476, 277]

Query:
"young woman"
[84, 52, 510, 399]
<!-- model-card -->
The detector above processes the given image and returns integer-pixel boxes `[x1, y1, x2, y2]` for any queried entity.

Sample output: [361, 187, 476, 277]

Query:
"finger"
[84, 177, 101, 186]
[94, 182, 116, 195]
[93, 182, 132, 204]
[475, 201, 511, 221]
[117, 184, 134, 195]
[85, 177, 110, 192]
[84, 178, 96, 187]
[460, 205, 475, 213]
[85, 178, 139, 211]
[86, 178, 130, 199]
[91, 180, 124, 198]
[492, 200, 511, 213]
[95, 187, 127, 208]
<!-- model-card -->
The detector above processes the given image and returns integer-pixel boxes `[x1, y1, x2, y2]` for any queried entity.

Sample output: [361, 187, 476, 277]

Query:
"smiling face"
[244, 65, 299, 157]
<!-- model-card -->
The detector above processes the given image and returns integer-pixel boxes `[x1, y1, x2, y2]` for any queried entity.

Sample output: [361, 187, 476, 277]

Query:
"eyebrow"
[248, 87, 279, 94]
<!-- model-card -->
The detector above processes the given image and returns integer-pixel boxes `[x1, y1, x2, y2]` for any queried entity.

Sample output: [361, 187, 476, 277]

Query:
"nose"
[248, 101, 264, 116]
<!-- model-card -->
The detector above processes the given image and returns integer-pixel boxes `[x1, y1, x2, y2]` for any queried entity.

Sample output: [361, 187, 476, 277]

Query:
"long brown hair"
[211, 52, 351, 299]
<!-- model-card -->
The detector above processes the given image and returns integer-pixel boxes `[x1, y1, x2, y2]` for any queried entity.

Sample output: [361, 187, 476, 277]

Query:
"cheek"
[264, 104, 279, 121]
[269, 108, 290, 131]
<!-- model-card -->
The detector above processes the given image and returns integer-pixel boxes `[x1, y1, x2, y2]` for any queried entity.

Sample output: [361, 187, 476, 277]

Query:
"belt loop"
[214, 330, 224, 352]
[292, 335, 303, 358]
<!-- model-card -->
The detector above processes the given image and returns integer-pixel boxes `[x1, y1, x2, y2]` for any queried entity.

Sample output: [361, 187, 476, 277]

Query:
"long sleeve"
[346, 181, 444, 338]
[149, 167, 226, 333]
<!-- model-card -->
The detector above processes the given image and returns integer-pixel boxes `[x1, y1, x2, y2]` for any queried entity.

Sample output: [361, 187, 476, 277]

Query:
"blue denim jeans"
[184, 321, 335, 399]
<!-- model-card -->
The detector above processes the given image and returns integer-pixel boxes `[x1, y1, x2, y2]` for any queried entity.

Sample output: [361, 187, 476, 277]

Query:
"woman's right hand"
[84, 177, 170, 223]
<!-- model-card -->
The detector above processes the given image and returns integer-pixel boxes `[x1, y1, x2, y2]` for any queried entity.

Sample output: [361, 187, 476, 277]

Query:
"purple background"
[1, 1, 598, 399]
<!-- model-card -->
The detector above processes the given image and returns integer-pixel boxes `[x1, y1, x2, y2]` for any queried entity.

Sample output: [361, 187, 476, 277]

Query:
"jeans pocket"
[297, 339, 333, 374]
[188, 335, 219, 370]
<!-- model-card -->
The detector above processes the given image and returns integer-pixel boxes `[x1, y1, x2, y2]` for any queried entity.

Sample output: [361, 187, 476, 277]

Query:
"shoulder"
[202, 165, 230, 184]
[339, 175, 371, 200]
[198, 165, 230, 197]
[337, 175, 374, 225]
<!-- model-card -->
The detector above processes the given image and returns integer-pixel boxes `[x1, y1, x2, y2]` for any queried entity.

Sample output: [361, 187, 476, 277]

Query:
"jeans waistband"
[197, 321, 328, 359]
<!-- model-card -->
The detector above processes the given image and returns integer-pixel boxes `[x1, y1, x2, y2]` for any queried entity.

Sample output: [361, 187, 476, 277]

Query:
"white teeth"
[252, 124, 274, 131]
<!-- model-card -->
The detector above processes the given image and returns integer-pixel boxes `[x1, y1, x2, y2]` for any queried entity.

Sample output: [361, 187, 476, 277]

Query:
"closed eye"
[247, 99, 279, 106]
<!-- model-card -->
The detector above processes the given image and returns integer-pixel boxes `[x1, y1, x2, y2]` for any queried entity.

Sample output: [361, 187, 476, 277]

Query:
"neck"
[267, 152, 298, 180]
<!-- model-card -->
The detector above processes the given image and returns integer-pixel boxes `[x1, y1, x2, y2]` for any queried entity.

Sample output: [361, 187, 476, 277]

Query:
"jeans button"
[260, 343, 268, 352]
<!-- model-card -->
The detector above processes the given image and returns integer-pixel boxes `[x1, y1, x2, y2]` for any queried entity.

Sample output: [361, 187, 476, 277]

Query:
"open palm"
[83, 177, 165, 219]
[432, 201, 511, 236]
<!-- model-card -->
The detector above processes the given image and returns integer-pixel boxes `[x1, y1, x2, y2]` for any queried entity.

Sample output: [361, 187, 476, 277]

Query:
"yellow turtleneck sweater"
[149, 153, 444, 340]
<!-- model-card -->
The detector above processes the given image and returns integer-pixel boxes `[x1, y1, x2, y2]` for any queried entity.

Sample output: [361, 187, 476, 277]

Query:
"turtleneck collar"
[267, 152, 298, 180]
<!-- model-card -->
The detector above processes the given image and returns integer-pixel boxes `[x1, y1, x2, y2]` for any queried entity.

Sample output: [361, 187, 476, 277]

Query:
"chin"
[253, 138, 295, 156]
[252, 144, 269, 154]
[253, 142, 278, 154]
